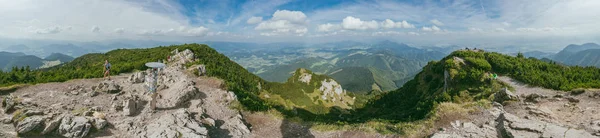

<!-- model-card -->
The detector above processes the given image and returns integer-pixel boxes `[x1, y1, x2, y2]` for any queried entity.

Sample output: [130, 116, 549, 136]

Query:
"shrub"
[570, 88, 586, 95]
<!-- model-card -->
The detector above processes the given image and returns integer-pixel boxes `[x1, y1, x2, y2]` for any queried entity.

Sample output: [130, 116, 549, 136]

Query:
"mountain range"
[552, 43, 600, 67]
[229, 41, 444, 94]
[0, 52, 74, 71]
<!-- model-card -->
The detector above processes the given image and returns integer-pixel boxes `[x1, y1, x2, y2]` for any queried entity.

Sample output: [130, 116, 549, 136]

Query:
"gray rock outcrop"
[15, 116, 44, 134]
[197, 65, 206, 76]
[93, 118, 107, 129]
[138, 109, 208, 138]
[494, 87, 517, 103]
[157, 80, 199, 108]
[220, 114, 251, 137]
[58, 115, 92, 138]
[431, 101, 595, 138]
[41, 115, 63, 134]
[94, 81, 122, 93]
[128, 72, 146, 83]
[2, 95, 17, 113]
[122, 98, 136, 116]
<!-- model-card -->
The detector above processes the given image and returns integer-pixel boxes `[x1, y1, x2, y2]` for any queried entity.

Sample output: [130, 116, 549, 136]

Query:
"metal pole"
[150, 68, 158, 110]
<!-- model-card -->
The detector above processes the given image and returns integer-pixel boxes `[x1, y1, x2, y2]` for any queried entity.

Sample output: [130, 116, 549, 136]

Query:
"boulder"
[202, 118, 215, 127]
[15, 116, 44, 134]
[3, 95, 17, 113]
[137, 109, 208, 138]
[41, 115, 63, 135]
[122, 98, 136, 116]
[25, 110, 43, 116]
[197, 65, 206, 76]
[1, 117, 12, 124]
[524, 93, 543, 103]
[93, 112, 106, 119]
[95, 81, 121, 93]
[156, 81, 199, 108]
[221, 114, 251, 138]
[181, 49, 195, 61]
[566, 97, 580, 103]
[590, 120, 600, 133]
[128, 72, 146, 83]
[58, 115, 92, 138]
[93, 118, 107, 129]
[494, 87, 518, 103]
[88, 91, 98, 97]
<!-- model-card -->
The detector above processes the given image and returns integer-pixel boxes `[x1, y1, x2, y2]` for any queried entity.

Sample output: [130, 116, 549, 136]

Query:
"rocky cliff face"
[0, 49, 251, 138]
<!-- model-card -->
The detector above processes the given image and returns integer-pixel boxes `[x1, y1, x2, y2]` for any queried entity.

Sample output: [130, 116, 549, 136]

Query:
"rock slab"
[58, 115, 92, 138]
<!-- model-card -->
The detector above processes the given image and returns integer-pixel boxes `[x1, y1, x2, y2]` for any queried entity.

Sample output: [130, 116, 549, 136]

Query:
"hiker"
[104, 59, 112, 80]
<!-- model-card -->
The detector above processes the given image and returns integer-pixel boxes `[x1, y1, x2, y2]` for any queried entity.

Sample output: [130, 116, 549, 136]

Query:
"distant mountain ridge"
[553, 43, 600, 67]
[253, 41, 442, 94]
[0, 51, 74, 71]
[45, 53, 75, 62]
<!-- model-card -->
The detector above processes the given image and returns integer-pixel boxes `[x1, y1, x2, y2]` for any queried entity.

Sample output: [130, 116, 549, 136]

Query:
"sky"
[1, 0, 599, 51]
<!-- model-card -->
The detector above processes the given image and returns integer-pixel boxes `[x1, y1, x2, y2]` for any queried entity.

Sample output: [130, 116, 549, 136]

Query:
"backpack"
[105, 63, 111, 70]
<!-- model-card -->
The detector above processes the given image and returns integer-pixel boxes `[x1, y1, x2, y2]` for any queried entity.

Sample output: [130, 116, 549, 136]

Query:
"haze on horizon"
[1, 0, 599, 52]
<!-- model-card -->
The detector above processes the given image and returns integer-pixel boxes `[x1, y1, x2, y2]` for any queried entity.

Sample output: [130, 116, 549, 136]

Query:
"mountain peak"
[562, 43, 600, 53]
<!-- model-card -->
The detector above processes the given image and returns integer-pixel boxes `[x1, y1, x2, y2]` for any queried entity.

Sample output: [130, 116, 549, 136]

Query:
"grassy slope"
[329, 67, 376, 93]
[264, 68, 357, 114]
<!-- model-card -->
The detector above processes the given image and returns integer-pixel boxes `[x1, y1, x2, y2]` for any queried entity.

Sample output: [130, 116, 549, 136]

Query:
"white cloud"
[341, 16, 379, 30]
[138, 29, 165, 36]
[0, 0, 203, 41]
[254, 10, 308, 36]
[186, 26, 209, 36]
[138, 26, 209, 37]
[271, 10, 307, 24]
[114, 28, 125, 34]
[422, 25, 441, 32]
[495, 28, 507, 32]
[430, 19, 444, 26]
[246, 16, 263, 24]
[468, 27, 484, 33]
[381, 19, 415, 29]
[91, 26, 100, 33]
[317, 23, 339, 32]
[34, 26, 63, 34]
[516, 27, 560, 32]
[502, 22, 511, 27]
[371, 31, 403, 36]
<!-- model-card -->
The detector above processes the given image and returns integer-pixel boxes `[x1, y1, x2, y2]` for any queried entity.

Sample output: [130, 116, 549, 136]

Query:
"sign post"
[145, 62, 166, 110]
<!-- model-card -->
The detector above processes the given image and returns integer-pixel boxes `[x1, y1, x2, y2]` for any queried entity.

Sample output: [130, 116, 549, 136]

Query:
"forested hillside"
[44, 53, 75, 62]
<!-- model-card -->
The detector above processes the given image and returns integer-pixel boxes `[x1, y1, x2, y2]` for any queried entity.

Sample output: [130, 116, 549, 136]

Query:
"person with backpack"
[104, 59, 112, 80]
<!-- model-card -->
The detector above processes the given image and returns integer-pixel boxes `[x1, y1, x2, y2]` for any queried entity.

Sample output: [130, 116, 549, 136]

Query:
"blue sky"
[0, 0, 599, 51]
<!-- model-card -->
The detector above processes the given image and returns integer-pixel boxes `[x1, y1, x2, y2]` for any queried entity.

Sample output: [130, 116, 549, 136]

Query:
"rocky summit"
[0, 49, 251, 138]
